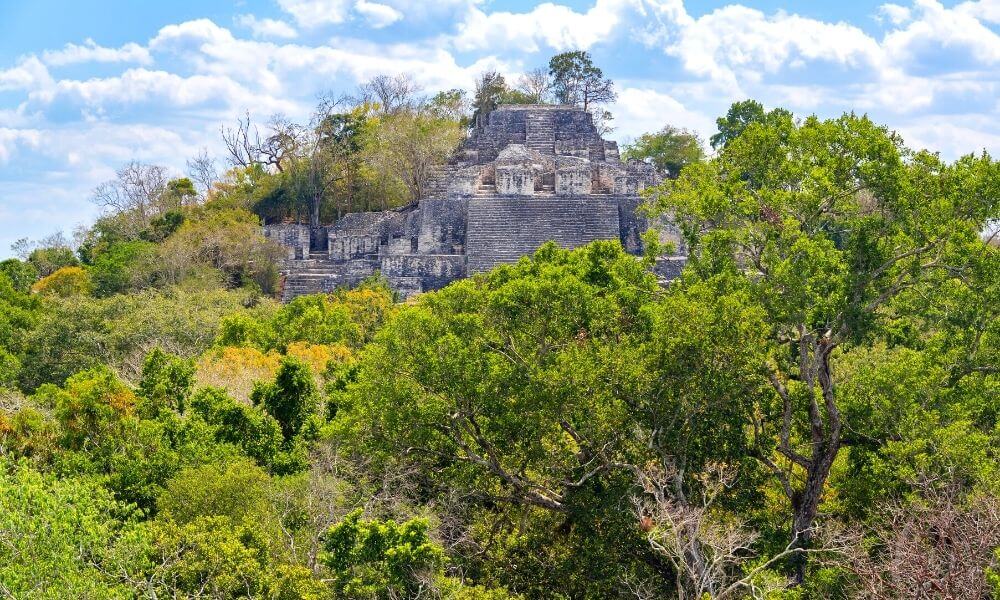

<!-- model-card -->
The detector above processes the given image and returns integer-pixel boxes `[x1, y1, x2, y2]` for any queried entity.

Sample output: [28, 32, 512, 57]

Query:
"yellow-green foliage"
[31, 266, 92, 297]
[196, 342, 352, 403]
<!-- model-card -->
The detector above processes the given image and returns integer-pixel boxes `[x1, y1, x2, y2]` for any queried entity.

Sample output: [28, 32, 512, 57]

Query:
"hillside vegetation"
[1, 69, 999, 598]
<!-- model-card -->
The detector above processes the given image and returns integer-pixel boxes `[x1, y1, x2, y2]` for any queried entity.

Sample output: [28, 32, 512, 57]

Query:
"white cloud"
[957, 0, 1000, 24]
[355, 0, 404, 28]
[894, 113, 1000, 156]
[879, 3, 912, 25]
[0, 56, 54, 92]
[42, 39, 152, 67]
[43, 68, 276, 111]
[452, 0, 626, 52]
[150, 18, 236, 51]
[610, 86, 716, 143]
[0, 128, 41, 162]
[659, 4, 883, 91]
[236, 14, 298, 39]
[277, 0, 351, 27]
[882, 0, 1000, 66]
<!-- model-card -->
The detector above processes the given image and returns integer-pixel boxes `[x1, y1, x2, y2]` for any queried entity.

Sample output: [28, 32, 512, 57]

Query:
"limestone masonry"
[265, 105, 685, 300]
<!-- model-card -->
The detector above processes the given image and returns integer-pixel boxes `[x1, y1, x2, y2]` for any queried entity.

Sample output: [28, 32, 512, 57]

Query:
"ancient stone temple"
[265, 104, 680, 300]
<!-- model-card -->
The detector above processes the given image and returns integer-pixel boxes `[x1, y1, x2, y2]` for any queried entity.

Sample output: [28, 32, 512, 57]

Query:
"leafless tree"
[517, 68, 551, 103]
[91, 161, 170, 237]
[845, 483, 1000, 599]
[357, 74, 422, 115]
[186, 148, 219, 198]
[632, 461, 848, 599]
[221, 112, 301, 173]
[10, 231, 74, 259]
[593, 108, 615, 136]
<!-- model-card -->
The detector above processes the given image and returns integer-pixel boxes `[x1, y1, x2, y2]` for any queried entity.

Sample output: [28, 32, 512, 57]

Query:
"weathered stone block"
[555, 156, 592, 196]
[496, 165, 534, 195]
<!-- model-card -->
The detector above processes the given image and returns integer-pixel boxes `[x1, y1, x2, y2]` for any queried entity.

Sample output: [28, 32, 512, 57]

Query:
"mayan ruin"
[265, 104, 684, 300]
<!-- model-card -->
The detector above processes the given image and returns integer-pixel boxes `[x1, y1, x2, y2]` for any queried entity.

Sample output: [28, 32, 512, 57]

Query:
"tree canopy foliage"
[623, 125, 705, 179]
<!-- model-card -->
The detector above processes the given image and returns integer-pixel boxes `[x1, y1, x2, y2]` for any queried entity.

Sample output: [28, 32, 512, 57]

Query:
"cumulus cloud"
[452, 0, 626, 52]
[958, 0, 1000, 24]
[277, 0, 351, 27]
[610, 86, 716, 142]
[879, 3, 913, 25]
[882, 0, 1000, 67]
[0, 56, 54, 92]
[42, 39, 153, 67]
[660, 4, 883, 90]
[895, 113, 1000, 156]
[43, 68, 296, 113]
[0, 128, 42, 162]
[355, 1, 404, 27]
[236, 14, 298, 39]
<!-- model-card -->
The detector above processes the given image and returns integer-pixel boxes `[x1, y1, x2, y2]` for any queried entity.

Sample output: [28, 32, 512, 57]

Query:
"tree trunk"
[310, 193, 321, 230]
[790, 340, 841, 583]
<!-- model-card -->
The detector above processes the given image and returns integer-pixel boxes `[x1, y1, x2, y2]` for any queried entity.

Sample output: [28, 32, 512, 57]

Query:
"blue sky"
[1, 0, 998, 257]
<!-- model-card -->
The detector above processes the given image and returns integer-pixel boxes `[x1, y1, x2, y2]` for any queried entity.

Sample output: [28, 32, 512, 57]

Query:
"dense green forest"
[1, 55, 999, 598]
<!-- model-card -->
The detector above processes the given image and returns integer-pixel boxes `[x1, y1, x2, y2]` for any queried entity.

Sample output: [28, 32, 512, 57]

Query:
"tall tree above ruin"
[471, 71, 507, 129]
[548, 50, 616, 112]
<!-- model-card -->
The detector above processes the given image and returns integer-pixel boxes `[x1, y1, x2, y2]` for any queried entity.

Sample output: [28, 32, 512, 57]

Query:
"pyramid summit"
[266, 104, 679, 300]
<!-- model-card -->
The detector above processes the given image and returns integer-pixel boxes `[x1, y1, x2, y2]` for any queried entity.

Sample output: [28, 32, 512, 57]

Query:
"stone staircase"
[475, 182, 497, 197]
[525, 111, 556, 154]
[424, 165, 463, 198]
[466, 196, 621, 272]
[280, 252, 379, 301]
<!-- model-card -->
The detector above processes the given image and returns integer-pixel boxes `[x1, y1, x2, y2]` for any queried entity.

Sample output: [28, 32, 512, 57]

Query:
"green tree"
[363, 105, 464, 202]
[623, 125, 705, 179]
[27, 244, 79, 277]
[28, 366, 219, 512]
[647, 109, 1000, 580]
[471, 71, 507, 129]
[322, 509, 445, 599]
[0, 457, 139, 598]
[21, 286, 255, 389]
[157, 459, 274, 525]
[130, 516, 322, 598]
[333, 241, 763, 593]
[89, 240, 158, 296]
[548, 50, 616, 112]
[164, 177, 198, 209]
[138, 347, 195, 416]
[708, 99, 792, 150]
[0, 270, 39, 387]
[0, 258, 38, 293]
[253, 356, 319, 441]
[190, 386, 299, 473]
[139, 209, 185, 242]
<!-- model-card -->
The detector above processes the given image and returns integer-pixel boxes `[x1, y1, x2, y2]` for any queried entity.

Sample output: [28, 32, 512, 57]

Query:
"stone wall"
[264, 224, 311, 260]
[416, 197, 468, 254]
[380, 254, 466, 292]
[616, 196, 648, 255]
